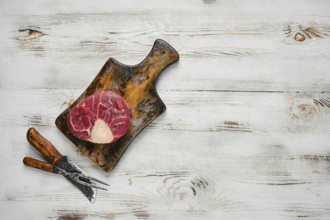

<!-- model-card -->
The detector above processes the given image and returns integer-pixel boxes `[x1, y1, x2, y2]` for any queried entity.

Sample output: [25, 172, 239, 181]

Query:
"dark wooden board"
[55, 39, 179, 172]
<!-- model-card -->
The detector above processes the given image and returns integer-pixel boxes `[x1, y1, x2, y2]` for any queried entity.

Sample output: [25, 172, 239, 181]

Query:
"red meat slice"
[67, 91, 130, 144]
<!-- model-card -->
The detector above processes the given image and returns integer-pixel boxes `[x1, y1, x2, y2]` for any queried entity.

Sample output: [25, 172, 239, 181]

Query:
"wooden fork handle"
[23, 157, 53, 173]
[26, 128, 62, 165]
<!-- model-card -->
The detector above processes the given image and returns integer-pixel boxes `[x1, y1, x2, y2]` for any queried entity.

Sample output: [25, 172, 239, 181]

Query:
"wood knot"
[17, 28, 44, 41]
[284, 23, 327, 42]
[296, 103, 318, 118]
[289, 98, 319, 120]
[158, 175, 216, 210]
[294, 33, 305, 42]
[286, 95, 330, 132]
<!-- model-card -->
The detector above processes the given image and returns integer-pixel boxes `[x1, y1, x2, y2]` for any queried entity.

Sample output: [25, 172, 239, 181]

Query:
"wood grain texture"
[0, 0, 330, 219]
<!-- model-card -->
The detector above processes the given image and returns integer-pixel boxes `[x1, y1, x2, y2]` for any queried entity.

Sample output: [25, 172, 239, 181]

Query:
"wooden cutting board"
[55, 39, 179, 172]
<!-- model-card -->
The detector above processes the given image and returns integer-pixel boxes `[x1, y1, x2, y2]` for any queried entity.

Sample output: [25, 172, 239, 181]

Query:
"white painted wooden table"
[1, 0, 330, 219]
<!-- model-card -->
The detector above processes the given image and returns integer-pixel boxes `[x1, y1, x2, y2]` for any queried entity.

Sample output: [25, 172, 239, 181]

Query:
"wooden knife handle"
[26, 128, 62, 165]
[23, 157, 53, 173]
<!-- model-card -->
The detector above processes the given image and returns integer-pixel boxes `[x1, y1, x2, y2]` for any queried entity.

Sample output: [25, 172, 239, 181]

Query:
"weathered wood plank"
[1, 0, 330, 16]
[1, 126, 330, 219]
[1, 89, 329, 134]
[0, 13, 329, 92]
[1, 0, 330, 219]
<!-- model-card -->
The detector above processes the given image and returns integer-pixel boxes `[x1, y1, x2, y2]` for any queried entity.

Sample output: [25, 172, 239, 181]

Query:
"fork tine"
[88, 176, 110, 186]
[66, 172, 109, 191]
[76, 172, 110, 186]
[75, 176, 108, 191]
[91, 185, 108, 191]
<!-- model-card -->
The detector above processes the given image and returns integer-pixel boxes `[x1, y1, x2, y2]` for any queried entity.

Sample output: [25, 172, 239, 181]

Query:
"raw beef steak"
[67, 91, 130, 144]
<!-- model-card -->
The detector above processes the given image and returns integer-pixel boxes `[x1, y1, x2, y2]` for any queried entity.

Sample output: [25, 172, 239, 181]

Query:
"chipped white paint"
[0, 0, 330, 219]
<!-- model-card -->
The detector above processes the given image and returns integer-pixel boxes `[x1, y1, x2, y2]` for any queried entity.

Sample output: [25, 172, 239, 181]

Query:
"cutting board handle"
[138, 39, 179, 85]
